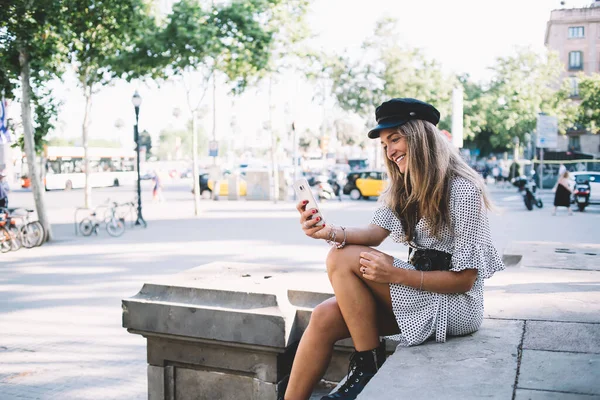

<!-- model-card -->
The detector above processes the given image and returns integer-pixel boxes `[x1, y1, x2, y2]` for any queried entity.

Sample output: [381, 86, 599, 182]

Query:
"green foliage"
[317, 18, 456, 147]
[157, 123, 207, 161]
[482, 48, 578, 149]
[47, 137, 76, 147]
[0, 0, 68, 153]
[576, 73, 600, 133]
[63, 0, 153, 89]
[88, 139, 121, 148]
[116, 0, 283, 93]
[11, 85, 61, 154]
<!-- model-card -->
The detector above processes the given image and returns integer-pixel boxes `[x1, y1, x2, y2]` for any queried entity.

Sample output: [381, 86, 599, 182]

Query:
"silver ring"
[360, 267, 366, 274]
[304, 222, 309, 229]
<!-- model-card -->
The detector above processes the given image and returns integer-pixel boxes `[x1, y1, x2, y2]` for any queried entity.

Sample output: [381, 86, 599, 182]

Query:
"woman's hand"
[359, 251, 398, 283]
[296, 200, 329, 240]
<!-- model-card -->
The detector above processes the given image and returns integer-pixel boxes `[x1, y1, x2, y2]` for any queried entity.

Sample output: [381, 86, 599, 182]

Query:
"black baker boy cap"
[367, 98, 441, 139]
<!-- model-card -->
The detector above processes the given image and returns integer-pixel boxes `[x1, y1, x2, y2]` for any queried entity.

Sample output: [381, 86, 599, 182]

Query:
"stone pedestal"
[245, 171, 270, 200]
[227, 175, 240, 200]
[122, 262, 390, 400]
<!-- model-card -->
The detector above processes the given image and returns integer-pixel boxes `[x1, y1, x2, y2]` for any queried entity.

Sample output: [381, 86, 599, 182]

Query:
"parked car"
[193, 172, 247, 198]
[343, 170, 388, 200]
[569, 171, 600, 211]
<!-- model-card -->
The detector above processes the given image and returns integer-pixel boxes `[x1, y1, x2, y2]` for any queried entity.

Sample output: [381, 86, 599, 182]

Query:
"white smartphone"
[293, 178, 325, 227]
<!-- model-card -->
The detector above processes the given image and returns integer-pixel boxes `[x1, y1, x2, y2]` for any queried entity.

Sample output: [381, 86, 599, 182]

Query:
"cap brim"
[367, 119, 408, 139]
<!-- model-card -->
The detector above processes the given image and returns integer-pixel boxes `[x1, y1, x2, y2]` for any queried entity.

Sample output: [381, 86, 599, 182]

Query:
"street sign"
[536, 114, 558, 149]
[209, 140, 218, 157]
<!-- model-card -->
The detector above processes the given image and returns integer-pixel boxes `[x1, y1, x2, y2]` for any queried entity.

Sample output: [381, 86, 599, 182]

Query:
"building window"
[570, 76, 579, 97]
[569, 51, 583, 70]
[568, 135, 581, 152]
[568, 26, 584, 38]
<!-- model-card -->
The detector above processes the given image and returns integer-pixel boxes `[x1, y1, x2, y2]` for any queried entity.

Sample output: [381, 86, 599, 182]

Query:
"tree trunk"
[268, 76, 279, 203]
[191, 110, 200, 215]
[82, 84, 92, 208]
[18, 46, 53, 241]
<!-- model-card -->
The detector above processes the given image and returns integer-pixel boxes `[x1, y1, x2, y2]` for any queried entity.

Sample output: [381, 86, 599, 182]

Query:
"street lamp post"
[132, 91, 146, 227]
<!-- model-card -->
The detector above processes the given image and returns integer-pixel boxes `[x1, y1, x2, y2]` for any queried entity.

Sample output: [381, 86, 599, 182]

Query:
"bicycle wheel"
[21, 221, 44, 248]
[0, 227, 12, 253]
[8, 225, 22, 251]
[79, 219, 95, 237]
[106, 217, 125, 237]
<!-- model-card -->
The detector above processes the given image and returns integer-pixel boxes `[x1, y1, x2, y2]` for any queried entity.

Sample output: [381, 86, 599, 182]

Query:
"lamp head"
[132, 91, 142, 109]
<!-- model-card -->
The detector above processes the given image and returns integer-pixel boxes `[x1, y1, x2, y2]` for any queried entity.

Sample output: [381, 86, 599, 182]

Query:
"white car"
[569, 171, 600, 203]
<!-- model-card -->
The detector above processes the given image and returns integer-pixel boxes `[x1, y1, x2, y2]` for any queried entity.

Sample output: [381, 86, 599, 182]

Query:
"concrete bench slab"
[523, 321, 600, 354]
[356, 319, 523, 400]
[515, 389, 600, 399]
[518, 350, 600, 397]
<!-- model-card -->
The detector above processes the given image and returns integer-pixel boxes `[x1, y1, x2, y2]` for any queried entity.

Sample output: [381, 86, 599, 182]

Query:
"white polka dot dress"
[370, 176, 504, 347]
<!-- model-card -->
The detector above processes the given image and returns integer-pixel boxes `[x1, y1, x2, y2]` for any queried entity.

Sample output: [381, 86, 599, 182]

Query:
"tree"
[63, 0, 154, 208]
[483, 48, 578, 150]
[576, 73, 600, 134]
[118, 0, 288, 214]
[0, 0, 68, 241]
[323, 18, 457, 131]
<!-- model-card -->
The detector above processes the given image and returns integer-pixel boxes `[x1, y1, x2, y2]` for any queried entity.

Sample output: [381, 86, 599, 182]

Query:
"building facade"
[545, 0, 600, 156]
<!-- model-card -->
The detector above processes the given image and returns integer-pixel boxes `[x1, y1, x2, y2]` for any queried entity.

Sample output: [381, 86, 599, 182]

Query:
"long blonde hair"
[380, 120, 490, 242]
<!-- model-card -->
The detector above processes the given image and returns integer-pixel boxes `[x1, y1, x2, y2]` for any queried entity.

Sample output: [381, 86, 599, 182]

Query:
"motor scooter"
[511, 175, 543, 211]
[573, 179, 590, 212]
[308, 174, 337, 200]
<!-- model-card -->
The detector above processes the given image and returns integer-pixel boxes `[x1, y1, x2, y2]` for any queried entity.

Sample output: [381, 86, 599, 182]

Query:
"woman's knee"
[307, 299, 349, 341]
[325, 246, 358, 276]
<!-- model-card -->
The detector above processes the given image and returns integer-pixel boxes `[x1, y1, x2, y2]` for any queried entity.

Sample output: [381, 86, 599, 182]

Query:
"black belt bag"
[408, 248, 453, 271]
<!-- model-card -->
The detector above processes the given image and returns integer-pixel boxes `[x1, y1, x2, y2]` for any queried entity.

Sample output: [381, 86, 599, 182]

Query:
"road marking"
[501, 195, 521, 201]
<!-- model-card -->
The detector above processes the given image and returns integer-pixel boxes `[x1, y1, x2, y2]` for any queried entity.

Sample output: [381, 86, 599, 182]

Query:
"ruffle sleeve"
[370, 205, 406, 244]
[449, 180, 505, 279]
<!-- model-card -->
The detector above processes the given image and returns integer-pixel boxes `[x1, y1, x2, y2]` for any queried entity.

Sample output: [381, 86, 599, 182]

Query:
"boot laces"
[339, 352, 367, 394]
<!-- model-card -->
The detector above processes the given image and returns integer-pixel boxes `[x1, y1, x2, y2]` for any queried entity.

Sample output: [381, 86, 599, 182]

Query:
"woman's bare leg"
[284, 298, 351, 400]
[326, 245, 396, 351]
[284, 245, 399, 399]
[284, 295, 399, 400]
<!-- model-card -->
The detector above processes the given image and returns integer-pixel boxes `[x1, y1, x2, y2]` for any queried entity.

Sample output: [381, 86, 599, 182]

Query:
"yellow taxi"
[195, 173, 247, 198]
[343, 170, 388, 200]
[208, 178, 247, 197]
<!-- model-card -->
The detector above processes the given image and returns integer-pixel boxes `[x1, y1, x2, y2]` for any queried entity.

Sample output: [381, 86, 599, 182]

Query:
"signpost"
[208, 140, 218, 157]
[536, 114, 558, 190]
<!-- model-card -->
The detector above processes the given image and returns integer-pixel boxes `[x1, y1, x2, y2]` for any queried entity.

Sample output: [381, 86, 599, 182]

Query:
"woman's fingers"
[296, 200, 308, 212]
[303, 216, 323, 230]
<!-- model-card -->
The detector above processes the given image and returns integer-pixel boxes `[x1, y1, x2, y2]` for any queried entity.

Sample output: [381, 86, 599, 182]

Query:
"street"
[1, 180, 599, 399]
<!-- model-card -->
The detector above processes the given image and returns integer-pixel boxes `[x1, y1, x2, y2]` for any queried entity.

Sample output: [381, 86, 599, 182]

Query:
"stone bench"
[121, 262, 523, 399]
[122, 261, 398, 399]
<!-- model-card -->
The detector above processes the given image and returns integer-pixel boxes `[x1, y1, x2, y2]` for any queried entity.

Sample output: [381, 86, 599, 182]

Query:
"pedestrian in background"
[0, 171, 9, 209]
[288, 98, 504, 400]
[152, 172, 164, 203]
[552, 170, 572, 216]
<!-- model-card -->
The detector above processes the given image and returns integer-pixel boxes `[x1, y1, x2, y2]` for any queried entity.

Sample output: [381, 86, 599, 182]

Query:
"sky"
[11, 0, 593, 154]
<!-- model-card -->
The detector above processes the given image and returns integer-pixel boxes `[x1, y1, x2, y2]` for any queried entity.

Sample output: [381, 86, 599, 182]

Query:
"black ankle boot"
[320, 342, 386, 400]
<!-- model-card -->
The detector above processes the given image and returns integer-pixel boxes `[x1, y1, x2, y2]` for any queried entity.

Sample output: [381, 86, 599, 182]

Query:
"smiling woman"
[286, 98, 505, 400]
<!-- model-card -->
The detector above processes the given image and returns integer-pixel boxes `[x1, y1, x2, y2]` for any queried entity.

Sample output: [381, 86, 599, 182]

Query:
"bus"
[42, 146, 137, 190]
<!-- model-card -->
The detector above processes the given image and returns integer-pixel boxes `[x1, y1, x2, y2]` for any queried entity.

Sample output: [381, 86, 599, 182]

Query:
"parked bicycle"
[79, 201, 126, 237]
[0, 209, 22, 252]
[6, 208, 45, 248]
[114, 200, 137, 228]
